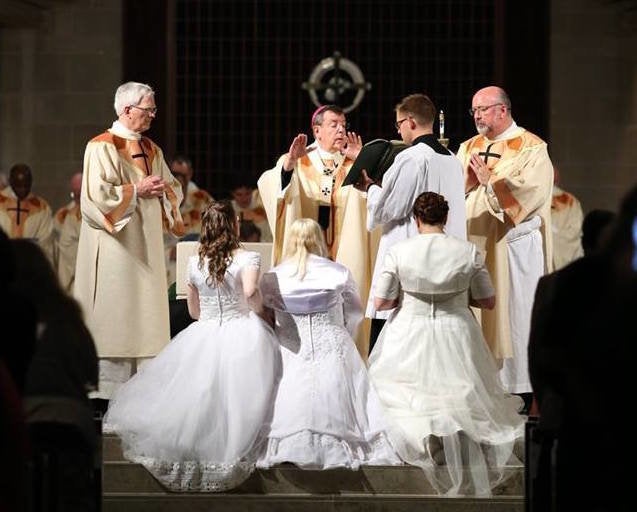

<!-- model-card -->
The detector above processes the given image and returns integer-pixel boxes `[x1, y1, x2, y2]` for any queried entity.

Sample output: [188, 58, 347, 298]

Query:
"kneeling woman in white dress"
[104, 200, 280, 491]
[257, 218, 401, 469]
[368, 191, 525, 497]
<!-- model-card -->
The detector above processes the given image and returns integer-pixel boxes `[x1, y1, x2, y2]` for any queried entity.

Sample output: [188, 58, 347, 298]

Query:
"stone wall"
[550, 0, 637, 212]
[0, 0, 122, 211]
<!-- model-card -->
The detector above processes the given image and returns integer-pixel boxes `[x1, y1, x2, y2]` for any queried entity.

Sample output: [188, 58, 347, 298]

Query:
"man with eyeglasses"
[457, 85, 553, 413]
[74, 81, 185, 411]
[353, 93, 466, 355]
[258, 104, 375, 358]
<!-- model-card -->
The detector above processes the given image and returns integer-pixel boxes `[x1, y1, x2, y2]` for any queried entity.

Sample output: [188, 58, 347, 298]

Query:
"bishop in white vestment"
[258, 105, 378, 357]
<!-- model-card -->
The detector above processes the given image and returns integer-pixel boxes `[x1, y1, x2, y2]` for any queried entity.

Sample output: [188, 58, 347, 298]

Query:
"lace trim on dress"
[259, 429, 402, 470]
[129, 453, 255, 492]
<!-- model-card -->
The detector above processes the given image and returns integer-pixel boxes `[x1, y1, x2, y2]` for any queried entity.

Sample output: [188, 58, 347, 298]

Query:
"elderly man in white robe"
[457, 85, 553, 412]
[74, 81, 184, 407]
[355, 93, 466, 354]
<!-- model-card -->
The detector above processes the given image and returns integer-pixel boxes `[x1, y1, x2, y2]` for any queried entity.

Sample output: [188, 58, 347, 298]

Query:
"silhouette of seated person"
[528, 188, 636, 512]
[581, 208, 616, 256]
[11, 239, 99, 512]
[0, 229, 37, 394]
[0, 229, 32, 512]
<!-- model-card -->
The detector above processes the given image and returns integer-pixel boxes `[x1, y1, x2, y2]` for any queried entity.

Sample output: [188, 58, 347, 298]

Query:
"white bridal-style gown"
[368, 233, 525, 497]
[104, 250, 280, 491]
[257, 254, 401, 469]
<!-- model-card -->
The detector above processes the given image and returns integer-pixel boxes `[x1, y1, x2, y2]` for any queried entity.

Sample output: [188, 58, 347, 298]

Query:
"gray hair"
[114, 81, 154, 116]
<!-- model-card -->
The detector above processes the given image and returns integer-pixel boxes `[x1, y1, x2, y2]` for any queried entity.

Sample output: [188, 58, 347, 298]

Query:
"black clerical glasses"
[395, 117, 409, 129]
[469, 103, 503, 117]
[129, 105, 158, 115]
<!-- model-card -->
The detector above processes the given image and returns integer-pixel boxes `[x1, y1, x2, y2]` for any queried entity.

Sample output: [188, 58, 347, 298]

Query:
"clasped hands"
[467, 153, 493, 188]
[137, 175, 166, 198]
[282, 132, 363, 172]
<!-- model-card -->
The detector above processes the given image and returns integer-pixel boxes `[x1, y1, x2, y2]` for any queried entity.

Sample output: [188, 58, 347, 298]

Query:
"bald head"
[471, 86, 512, 139]
[9, 163, 33, 200]
[70, 172, 83, 201]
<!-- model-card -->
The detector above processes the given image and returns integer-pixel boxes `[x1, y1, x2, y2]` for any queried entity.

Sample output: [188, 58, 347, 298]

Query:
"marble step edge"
[104, 491, 523, 503]
[103, 459, 525, 470]
[102, 461, 524, 496]
[102, 434, 525, 466]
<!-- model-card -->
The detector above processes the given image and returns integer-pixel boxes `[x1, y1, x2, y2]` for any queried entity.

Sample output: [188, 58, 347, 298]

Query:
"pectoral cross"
[478, 143, 501, 163]
[7, 199, 29, 225]
[322, 158, 335, 176]
[130, 140, 151, 175]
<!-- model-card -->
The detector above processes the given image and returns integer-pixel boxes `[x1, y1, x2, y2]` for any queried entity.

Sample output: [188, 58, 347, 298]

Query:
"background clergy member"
[0, 163, 55, 264]
[54, 171, 83, 291]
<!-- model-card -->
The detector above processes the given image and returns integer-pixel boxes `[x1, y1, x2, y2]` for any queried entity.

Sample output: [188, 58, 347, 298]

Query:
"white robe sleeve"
[374, 250, 401, 300]
[82, 141, 137, 233]
[367, 153, 420, 230]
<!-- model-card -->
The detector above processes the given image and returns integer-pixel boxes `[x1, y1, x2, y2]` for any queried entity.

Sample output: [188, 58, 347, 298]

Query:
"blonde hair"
[283, 218, 327, 279]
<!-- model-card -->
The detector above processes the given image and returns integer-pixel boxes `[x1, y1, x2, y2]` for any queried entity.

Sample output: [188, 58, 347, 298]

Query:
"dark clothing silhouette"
[529, 189, 636, 511]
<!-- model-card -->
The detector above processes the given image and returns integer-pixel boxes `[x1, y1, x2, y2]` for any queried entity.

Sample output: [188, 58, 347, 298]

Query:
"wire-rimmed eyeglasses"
[129, 105, 158, 115]
[395, 117, 409, 129]
[468, 103, 503, 117]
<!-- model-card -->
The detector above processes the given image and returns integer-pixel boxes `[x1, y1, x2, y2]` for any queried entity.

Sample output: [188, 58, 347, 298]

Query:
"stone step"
[102, 493, 523, 512]
[103, 433, 123, 462]
[102, 433, 524, 510]
[103, 433, 525, 465]
[103, 433, 524, 499]
[103, 460, 523, 496]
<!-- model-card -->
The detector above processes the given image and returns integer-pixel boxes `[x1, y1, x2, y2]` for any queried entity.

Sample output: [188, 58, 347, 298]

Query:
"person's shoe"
[91, 398, 109, 418]
[426, 435, 446, 465]
[512, 439, 525, 462]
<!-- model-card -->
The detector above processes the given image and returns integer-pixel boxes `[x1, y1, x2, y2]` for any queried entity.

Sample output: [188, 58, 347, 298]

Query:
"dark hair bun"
[412, 191, 449, 225]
